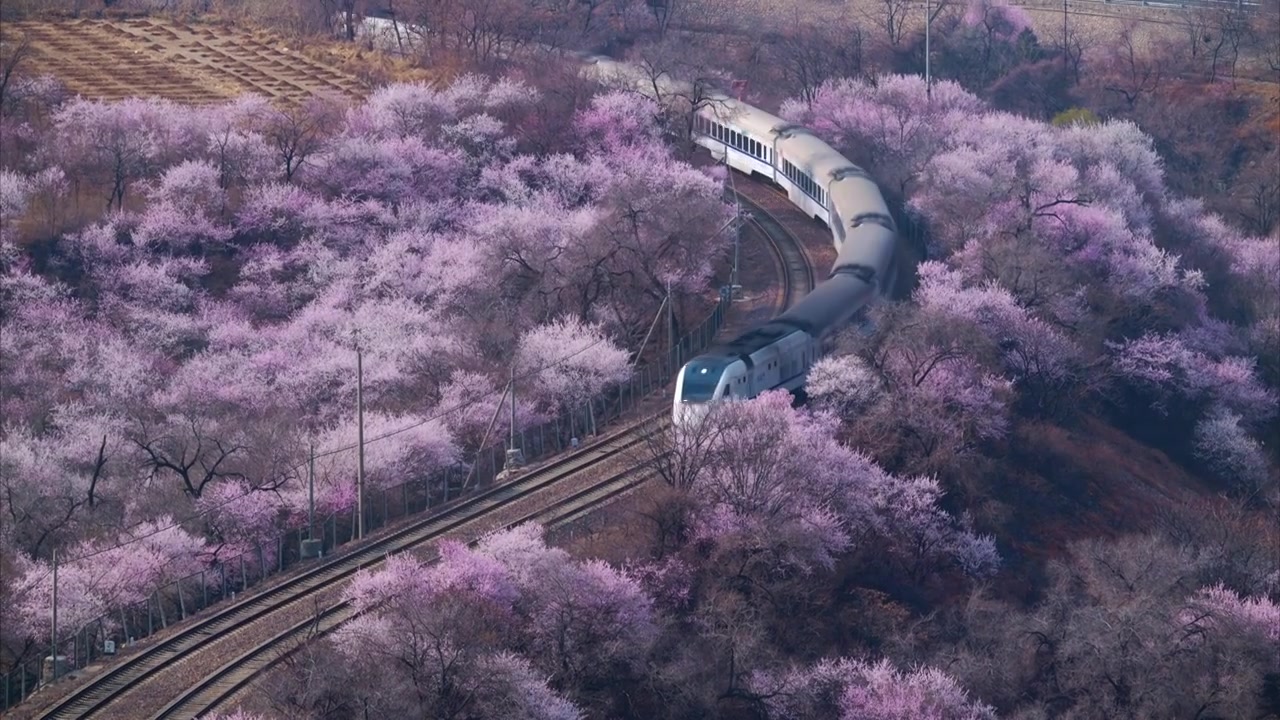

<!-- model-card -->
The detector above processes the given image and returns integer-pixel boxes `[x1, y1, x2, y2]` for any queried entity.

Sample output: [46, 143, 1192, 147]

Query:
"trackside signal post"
[301, 444, 322, 559]
[505, 363, 524, 471]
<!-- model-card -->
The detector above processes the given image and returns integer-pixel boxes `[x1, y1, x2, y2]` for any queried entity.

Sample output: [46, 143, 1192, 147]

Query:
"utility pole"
[633, 294, 668, 369]
[733, 231, 740, 288]
[502, 362, 524, 472]
[925, 0, 932, 103]
[666, 279, 676, 369]
[725, 144, 742, 297]
[300, 442, 322, 559]
[356, 346, 365, 541]
[50, 549, 58, 682]
[308, 443, 315, 543]
[471, 376, 511, 487]
[1063, 0, 1068, 60]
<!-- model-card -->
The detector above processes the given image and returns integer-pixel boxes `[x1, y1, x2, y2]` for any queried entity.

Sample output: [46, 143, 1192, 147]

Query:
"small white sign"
[103, 640, 116, 655]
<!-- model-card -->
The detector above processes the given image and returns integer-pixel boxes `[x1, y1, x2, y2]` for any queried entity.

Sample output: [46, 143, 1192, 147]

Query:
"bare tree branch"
[87, 434, 108, 508]
[0, 31, 32, 110]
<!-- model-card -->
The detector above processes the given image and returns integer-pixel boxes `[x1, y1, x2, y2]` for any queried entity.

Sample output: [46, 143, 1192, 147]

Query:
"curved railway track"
[145, 192, 819, 720]
[151, 464, 653, 720]
[22, 168, 817, 720]
[737, 194, 817, 310]
[33, 424, 659, 720]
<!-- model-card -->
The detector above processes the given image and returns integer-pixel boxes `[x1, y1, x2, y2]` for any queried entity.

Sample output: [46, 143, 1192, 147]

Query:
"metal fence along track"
[149, 466, 655, 720]
[34, 429, 658, 720]
[6, 294, 734, 715]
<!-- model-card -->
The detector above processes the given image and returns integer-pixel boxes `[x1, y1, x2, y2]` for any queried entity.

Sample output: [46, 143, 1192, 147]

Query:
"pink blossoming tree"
[751, 657, 997, 719]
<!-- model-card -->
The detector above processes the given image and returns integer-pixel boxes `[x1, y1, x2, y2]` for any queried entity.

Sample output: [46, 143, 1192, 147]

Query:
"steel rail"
[150, 465, 655, 720]
[141, 187, 817, 720]
[34, 419, 663, 720]
[732, 190, 819, 310]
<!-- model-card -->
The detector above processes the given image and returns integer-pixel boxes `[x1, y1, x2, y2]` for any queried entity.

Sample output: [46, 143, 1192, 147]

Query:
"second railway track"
[152, 464, 654, 719]
[25, 172, 817, 720]
[33, 422, 662, 720]
[732, 190, 818, 310]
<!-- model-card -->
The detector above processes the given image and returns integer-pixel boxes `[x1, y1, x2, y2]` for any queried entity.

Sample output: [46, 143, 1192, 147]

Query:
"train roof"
[701, 99, 787, 137]
[830, 223, 897, 277]
[704, 318, 812, 361]
[828, 174, 893, 224]
[776, 131, 860, 185]
[775, 272, 878, 332]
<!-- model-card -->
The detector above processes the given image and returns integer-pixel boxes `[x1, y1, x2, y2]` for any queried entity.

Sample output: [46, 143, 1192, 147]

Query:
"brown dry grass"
[986, 416, 1209, 579]
[1239, 78, 1280, 135]
[7, 17, 448, 107]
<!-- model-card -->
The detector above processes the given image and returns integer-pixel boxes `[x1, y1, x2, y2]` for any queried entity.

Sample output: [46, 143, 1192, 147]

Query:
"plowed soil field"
[11, 18, 366, 104]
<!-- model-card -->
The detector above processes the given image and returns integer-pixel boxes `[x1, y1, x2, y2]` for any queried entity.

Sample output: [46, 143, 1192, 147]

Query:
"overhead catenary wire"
[17, 333, 614, 584]
[17, 187, 751, 587]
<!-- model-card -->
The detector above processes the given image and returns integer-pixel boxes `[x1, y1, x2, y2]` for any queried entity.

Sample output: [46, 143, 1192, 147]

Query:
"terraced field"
[11, 18, 366, 104]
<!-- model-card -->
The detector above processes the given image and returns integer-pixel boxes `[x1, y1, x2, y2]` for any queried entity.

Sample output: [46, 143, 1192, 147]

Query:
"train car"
[570, 52, 897, 426]
[667, 86, 897, 426]
[692, 103, 781, 194]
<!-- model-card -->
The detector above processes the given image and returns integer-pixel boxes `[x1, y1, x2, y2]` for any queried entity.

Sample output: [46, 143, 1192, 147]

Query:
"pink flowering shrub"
[12, 520, 206, 643]
[517, 316, 632, 414]
[1185, 584, 1280, 643]
[752, 657, 997, 719]
[686, 392, 1000, 581]
[331, 525, 655, 715]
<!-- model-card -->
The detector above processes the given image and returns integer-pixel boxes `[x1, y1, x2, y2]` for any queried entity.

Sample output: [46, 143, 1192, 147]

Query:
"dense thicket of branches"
[0, 73, 735, 673]
[3, 1, 1277, 716]
[791, 73, 1278, 720]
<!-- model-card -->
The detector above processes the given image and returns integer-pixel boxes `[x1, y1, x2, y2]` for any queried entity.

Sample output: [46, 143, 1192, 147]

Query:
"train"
[575, 54, 900, 427]
[332, 21, 900, 426]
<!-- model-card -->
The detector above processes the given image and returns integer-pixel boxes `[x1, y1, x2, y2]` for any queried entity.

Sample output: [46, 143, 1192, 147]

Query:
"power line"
[891, 0, 1264, 32]
[1008, 0, 1260, 31]
[17, 332, 614, 584]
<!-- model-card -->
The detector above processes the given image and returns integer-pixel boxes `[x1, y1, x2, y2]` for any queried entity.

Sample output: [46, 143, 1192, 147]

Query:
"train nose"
[673, 401, 713, 427]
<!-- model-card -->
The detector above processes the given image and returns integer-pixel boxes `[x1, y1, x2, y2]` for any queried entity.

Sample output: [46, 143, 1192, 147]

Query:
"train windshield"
[679, 359, 728, 402]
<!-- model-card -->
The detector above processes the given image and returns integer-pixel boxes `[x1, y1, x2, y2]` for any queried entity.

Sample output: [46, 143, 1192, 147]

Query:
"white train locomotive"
[577, 55, 900, 426]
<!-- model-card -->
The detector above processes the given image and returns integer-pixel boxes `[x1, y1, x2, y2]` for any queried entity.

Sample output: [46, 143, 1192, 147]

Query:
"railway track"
[731, 189, 818, 311]
[19, 165, 814, 720]
[163, 192, 820, 718]
[32, 421, 663, 720]
[740, 196, 817, 309]
[152, 464, 653, 720]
